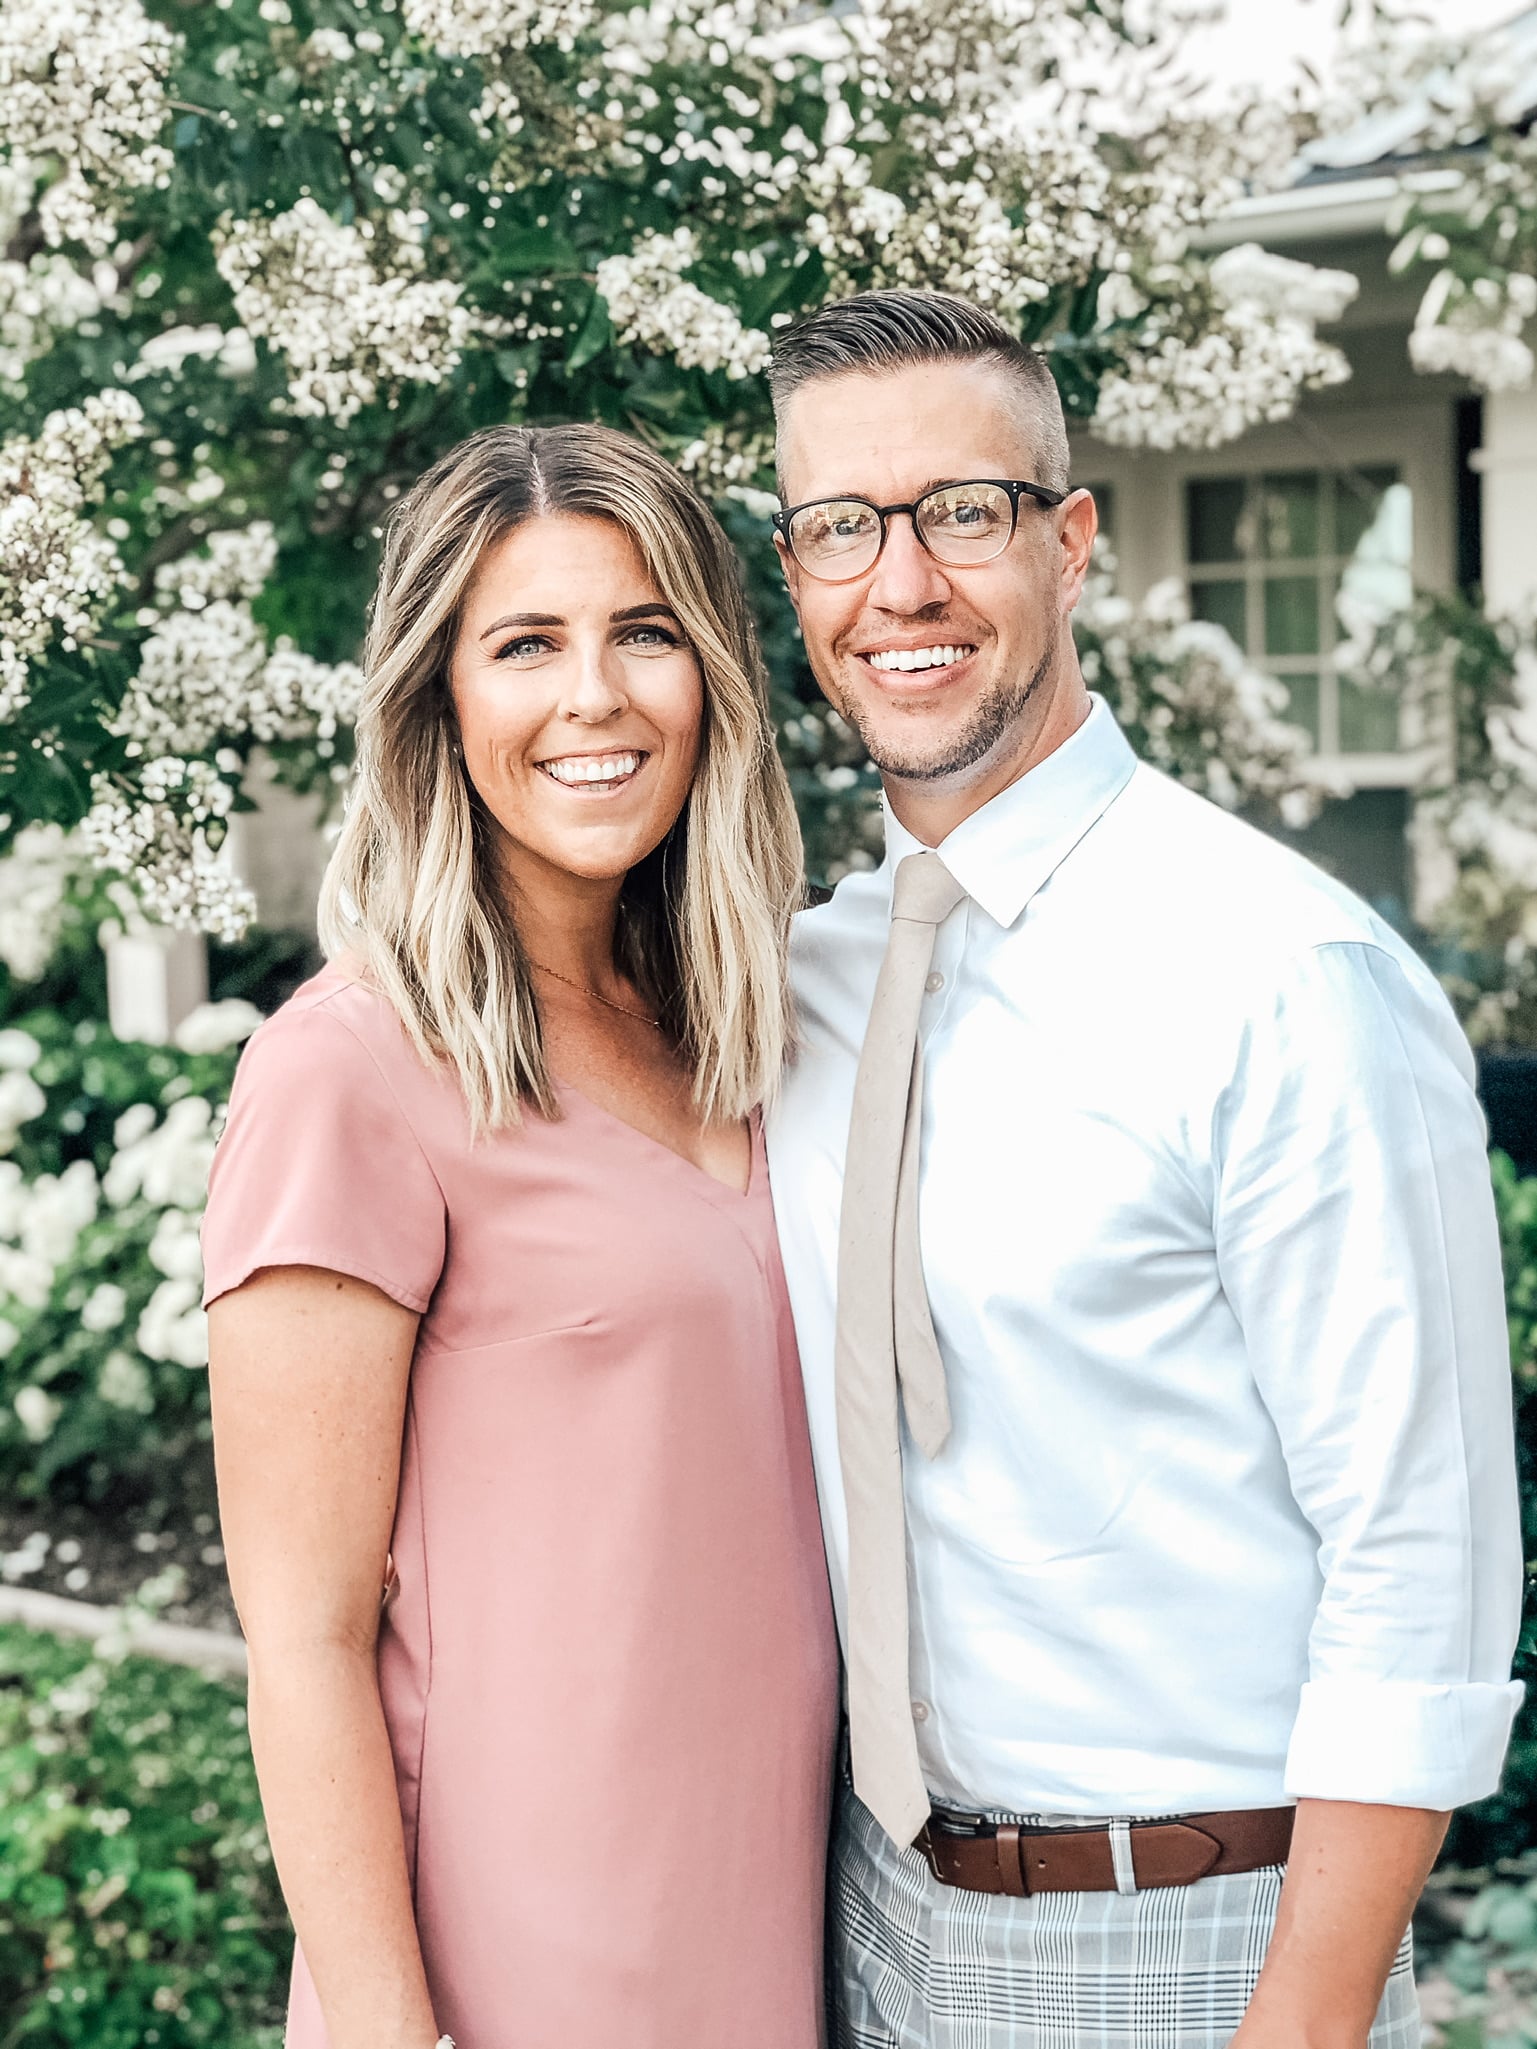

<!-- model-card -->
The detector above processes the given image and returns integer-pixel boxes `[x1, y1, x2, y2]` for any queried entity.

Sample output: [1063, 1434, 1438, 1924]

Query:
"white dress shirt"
[767, 696, 1524, 1817]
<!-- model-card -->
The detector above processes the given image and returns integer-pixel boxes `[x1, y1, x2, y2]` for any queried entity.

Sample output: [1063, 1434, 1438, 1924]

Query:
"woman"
[202, 424, 838, 2049]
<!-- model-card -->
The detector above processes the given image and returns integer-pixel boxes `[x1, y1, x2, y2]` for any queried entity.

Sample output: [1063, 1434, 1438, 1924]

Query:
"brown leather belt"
[917, 1806, 1295, 1897]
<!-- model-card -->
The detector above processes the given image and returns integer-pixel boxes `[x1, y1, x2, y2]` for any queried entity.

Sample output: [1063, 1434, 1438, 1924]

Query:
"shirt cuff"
[1284, 1677, 1526, 1809]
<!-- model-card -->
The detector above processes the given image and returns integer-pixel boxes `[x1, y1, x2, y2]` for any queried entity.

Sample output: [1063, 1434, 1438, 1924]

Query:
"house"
[1073, 3, 1537, 919]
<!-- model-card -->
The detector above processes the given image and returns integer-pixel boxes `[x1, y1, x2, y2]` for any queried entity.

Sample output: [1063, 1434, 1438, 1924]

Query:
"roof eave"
[1193, 165, 1466, 250]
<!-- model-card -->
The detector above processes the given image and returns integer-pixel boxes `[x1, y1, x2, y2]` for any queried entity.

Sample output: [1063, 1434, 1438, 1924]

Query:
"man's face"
[775, 360, 1093, 794]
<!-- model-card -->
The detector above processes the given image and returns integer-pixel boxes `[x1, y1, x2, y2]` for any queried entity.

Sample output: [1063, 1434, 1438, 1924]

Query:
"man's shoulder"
[1113, 764, 1402, 951]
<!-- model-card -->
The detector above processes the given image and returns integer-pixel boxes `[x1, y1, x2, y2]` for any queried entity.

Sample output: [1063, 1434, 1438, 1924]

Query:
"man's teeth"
[865, 645, 974, 673]
[540, 751, 643, 785]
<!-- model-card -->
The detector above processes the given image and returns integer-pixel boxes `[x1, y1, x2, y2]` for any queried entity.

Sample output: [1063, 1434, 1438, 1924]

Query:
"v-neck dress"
[200, 964, 839, 2049]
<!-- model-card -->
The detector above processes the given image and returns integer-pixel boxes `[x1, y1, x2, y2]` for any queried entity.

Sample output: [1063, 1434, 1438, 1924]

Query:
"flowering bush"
[1333, 14, 1537, 399]
[0, 1621, 286, 2048]
[0, 0, 1373, 920]
[0, 1012, 250, 1510]
[1339, 587, 1537, 1047]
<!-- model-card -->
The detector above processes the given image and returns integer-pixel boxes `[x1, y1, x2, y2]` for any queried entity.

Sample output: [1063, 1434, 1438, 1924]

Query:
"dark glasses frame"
[772, 477, 1069, 583]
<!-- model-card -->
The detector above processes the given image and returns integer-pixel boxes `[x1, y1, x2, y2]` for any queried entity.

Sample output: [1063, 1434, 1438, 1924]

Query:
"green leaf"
[564, 288, 611, 373]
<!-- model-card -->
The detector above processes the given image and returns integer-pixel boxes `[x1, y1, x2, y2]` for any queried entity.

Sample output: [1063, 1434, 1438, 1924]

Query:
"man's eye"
[934, 499, 998, 529]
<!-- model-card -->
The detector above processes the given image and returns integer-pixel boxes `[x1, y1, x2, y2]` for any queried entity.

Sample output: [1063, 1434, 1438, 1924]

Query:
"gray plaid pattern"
[832, 1785, 1421, 2049]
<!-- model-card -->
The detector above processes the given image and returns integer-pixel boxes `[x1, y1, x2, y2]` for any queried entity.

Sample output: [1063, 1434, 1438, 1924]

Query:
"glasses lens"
[789, 500, 882, 578]
[917, 483, 1014, 564]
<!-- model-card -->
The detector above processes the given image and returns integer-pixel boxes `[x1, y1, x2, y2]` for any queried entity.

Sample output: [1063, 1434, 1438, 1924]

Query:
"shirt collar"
[880, 694, 1137, 930]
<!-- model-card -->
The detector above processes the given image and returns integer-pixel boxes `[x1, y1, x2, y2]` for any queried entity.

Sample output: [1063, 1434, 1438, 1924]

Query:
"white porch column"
[1475, 385, 1537, 614]
[99, 755, 330, 1045]
[105, 925, 208, 1044]
[220, 752, 330, 937]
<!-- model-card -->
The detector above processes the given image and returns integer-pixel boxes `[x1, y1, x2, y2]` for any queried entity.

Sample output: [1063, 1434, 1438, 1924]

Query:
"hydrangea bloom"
[0, 824, 79, 981]
[597, 229, 771, 379]
[0, 0, 177, 254]
[0, 389, 141, 719]
[215, 200, 481, 424]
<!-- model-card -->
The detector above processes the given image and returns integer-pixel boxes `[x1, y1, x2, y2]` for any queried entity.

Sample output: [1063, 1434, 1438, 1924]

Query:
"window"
[1184, 468, 1413, 756]
[1082, 481, 1115, 545]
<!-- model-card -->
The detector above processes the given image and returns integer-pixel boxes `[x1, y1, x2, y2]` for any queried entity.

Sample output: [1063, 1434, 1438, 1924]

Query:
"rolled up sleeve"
[1214, 939, 1524, 1809]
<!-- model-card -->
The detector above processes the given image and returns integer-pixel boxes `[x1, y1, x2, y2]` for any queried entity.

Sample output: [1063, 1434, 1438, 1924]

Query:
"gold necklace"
[529, 960, 663, 1030]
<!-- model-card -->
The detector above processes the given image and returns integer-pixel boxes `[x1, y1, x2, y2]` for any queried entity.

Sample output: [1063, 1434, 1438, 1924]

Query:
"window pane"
[1190, 579, 1248, 646]
[1264, 577, 1320, 656]
[1259, 473, 1321, 560]
[1083, 482, 1114, 543]
[1337, 466, 1402, 557]
[1187, 478, 1246, 564]
[1338, 677, 1401, 754]
[1336, 480, 1414, 640]
[1279, 672, 1320, 749]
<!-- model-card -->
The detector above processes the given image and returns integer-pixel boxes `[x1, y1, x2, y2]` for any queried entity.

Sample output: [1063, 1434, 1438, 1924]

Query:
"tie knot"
[891, 850, 966, 928]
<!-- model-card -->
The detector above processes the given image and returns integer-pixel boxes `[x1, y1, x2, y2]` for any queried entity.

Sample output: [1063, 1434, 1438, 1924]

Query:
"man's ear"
[1058, 489, 1099, 614]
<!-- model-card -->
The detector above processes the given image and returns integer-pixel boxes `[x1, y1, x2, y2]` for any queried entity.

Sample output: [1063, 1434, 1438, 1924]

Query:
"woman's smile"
[535, 747, 650, 793]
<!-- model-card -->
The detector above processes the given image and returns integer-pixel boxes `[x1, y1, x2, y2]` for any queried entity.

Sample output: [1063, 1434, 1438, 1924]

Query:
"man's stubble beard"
[835, 623, 1059, 785]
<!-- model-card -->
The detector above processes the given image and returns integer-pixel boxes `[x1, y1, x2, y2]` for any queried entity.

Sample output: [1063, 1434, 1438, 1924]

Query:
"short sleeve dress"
[201, 965, 839, 2049]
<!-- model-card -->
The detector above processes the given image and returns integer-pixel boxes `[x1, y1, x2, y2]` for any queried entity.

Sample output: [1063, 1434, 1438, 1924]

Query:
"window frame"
[1073, 403, 1457, 793]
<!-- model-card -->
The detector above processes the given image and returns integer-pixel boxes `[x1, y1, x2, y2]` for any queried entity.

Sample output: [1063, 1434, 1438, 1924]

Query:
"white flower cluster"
[0, 1157, 97, 1313]
[106, 1098, 217, 1370]
[215, 200, 477, 425]
[0, 1087, 222, 1442]
[0, 1028, 46, 1158]
[1092, 248, 1356, 452]
[111, 523, 363, 762]
[172, 998, 263, 1056]
[597, 228, 771, 380]
[0, 387, 142, 719]
[676, 422, 774, 495]
[0, 0, 177, 255]
[402, 0, 594, 57]
[1409, 269, 1537, 395]
[153, 520, 277, 609]
[0, 823, 79, 982]
[0, 163, 106, 384]
[802, 151, 1055, 320]
[131, 322, 259, 383]
[1077, 553, 1316, 821]
[82, 760, 256, 942]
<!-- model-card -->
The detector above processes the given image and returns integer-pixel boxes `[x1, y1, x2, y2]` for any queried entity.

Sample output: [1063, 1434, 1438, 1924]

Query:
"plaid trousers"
[831, 1784, 1421, 2049]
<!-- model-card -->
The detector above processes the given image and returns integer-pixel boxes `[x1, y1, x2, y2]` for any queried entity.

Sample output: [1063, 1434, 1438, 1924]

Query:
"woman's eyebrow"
[478, 611, 563, 640]
[610, 602, 678, 623]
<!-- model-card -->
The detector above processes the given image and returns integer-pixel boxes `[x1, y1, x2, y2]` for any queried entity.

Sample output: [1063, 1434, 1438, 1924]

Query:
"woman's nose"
[558, 645, 628, 723]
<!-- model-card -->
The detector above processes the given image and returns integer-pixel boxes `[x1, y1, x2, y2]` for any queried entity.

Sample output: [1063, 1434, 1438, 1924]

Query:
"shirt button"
[925, 971, 945, 994]
[911, 1700, 930, 1724]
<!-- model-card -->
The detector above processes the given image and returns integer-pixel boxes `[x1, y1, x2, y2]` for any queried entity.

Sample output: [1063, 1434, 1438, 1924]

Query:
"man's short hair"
[768, 290, 1071, 496]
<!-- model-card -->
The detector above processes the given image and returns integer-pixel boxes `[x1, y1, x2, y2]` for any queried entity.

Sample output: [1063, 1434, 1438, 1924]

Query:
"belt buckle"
[927, 1806, 992, 1838]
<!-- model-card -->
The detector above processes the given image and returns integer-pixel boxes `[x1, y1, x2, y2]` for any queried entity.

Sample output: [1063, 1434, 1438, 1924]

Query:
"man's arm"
[1231, 1800, 1448, 2048]
[1211, 939, 1523, 2038]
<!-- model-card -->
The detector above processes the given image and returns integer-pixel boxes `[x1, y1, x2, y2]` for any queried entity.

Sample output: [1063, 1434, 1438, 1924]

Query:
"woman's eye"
[624, 625, 680, 649]
[494, 634, 551, 660]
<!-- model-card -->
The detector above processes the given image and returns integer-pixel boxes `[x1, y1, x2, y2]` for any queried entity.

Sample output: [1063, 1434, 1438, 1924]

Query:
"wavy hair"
[319, 423, 804, 1131]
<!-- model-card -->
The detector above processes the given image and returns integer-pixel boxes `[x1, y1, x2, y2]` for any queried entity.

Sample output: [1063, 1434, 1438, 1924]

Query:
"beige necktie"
[835, 849, 966, 1846]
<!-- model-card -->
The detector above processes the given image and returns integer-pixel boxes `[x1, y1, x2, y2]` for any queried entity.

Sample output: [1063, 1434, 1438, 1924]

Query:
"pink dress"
[201, 965, 838, 2049]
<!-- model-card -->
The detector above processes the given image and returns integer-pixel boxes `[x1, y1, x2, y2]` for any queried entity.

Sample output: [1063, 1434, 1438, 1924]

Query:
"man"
[763, 289, 1524, 2049]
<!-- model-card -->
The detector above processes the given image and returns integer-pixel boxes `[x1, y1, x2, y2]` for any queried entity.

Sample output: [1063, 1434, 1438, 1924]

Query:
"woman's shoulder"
[249, 960, 416, 1073]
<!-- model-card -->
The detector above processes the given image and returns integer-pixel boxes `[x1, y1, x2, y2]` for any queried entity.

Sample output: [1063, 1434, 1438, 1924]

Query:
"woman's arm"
[210, 1265, 441, 2049]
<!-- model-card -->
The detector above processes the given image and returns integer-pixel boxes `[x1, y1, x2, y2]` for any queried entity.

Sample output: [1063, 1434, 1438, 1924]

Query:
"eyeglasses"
[772, 478, 1068, 583]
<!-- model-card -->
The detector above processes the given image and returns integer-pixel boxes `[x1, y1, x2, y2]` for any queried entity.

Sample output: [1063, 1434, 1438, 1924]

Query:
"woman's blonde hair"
[318, 422, 804, 1131]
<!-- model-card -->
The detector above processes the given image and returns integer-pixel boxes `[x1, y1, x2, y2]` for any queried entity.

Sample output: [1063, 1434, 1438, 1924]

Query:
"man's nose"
[865, 514, 953, 615]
